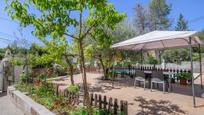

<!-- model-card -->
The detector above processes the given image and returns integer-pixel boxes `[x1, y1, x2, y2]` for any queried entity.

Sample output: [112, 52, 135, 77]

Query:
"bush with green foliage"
[19, 72, 29, 83]
[120, 59, 131, 66]
[10, 58, 23, 66]
[37, 72, 49, 81]
[176, 72, 192, 80]
[147, 56, 158, 65]
[16, 82, 74, 113]
[66, 84, 80, 93]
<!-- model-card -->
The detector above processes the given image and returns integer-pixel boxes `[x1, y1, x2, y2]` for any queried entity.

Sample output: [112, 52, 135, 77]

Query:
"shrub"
[120, 59, 131, 66]
[176, 72, 192, 80]
[66, 84, 80, 93]
[10, 58, 23, 66]
[19, 72, 29, 83]
[37, 72, 49, 81]
[147, 56, 158, 65]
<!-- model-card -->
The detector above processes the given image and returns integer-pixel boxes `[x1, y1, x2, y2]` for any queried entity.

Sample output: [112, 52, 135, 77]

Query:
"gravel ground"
[53, 73, 204, 115]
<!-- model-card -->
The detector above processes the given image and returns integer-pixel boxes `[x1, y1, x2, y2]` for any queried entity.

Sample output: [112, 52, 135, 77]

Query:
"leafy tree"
[0, 48, 6, 60]
[162, 13, 190, 63]
[175, 14, 188, 31]
[149, 0, 171, 30]
[133, 0, 171, 62]
[110, 20, 137, 44]
[162, 49, 189, 63]
[134, 3, 150, 34]
[45, 38, 77, 85]
[84, 20, 136, 79]
[5, 0, 126, 112]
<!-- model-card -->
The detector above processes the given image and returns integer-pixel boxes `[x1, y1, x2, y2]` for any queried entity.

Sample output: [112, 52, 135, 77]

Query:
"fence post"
[94, 94, 98, 107]
[113, 99, 118, 115]
[120, 100, 124, 112]
[124, 101, 128, 115]
[90, 93, 93, 106]
[108, 97, 113, 114]
[99, 94, 102, 109]
[103, 95, 107, 110]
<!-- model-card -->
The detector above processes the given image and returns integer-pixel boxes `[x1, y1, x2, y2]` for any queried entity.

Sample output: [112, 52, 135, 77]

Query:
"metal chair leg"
[134, 79, 136, 88]
[163, 83, 165, 94]
[144, 81, 146, 90]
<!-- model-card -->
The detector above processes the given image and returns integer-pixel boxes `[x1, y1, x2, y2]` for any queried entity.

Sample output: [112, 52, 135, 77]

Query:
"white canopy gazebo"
[111, 30, 203, 107]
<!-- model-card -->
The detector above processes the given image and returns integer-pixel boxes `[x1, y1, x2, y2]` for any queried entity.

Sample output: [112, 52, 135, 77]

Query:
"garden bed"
[7, 86, 55, 115]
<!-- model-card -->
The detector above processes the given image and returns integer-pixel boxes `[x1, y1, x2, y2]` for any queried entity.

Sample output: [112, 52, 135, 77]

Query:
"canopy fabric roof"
[111, 31, 202, 50]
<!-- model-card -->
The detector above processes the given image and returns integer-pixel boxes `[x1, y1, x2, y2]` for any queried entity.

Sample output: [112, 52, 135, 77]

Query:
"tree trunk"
[99, 58, 108, 80]
[78, 39, 91, 112]
[78, 4, 91, 114]
[66, 59, 74, 85]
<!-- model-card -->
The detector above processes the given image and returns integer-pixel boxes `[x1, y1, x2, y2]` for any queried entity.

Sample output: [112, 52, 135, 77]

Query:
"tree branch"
[64, 32, 78, 39]
[81, 22, 98, 40]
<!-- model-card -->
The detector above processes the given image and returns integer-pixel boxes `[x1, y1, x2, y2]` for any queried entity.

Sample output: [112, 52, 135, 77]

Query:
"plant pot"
[171, 78, 176, 83]
[180, 79, 188, 85]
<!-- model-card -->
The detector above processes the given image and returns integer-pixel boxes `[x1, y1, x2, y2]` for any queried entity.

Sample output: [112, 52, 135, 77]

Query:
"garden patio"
[1, 0, 204, 114]
[52, 73, 204, 115]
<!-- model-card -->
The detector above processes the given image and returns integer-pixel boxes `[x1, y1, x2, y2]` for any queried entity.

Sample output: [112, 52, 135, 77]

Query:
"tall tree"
[110, 20, 137, 43]
[175, 14, 188, 31]
[162, 14, 189, 63]
[149, 0, 171, 30]
[134, 3, 150, 34]
[84, 20, 136, 79]
[5, 0, 125, 112]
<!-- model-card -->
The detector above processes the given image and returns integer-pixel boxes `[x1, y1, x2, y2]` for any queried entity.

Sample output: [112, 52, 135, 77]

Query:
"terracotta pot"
[180, 79, 188, 85]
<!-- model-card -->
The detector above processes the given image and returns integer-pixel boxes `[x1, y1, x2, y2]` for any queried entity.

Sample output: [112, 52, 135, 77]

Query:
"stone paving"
[0, 92, 24, 115]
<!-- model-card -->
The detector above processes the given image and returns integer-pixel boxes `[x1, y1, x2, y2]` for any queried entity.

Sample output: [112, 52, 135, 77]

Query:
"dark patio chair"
[134, 70, 146, 90]
[151, 70, 166, 93]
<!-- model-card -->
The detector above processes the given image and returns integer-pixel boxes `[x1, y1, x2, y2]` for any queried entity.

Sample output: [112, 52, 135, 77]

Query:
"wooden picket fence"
[54, 84, 80, 105]
[64, 90, 80, 105]
[54, 84, 128, 114]
[90, 93, 128, 115]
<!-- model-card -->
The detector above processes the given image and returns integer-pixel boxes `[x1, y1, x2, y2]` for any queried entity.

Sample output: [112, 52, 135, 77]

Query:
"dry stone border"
[7, 86, 55, 115]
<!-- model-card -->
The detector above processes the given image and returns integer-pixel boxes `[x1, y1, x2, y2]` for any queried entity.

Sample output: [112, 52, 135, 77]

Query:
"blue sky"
[1, 0, 204, 48]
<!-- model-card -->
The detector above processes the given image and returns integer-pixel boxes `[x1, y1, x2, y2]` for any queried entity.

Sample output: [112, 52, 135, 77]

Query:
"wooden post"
[103, 96, 107, 110]
[124, 101, 128, 115]
[120, 100, 124, 112]
[113, 99, 118, 115]
[90, 93, 93, 106]
[108, 98, 113, 113]
[99, 94, 102, 109]
[94, 94, 97, 107]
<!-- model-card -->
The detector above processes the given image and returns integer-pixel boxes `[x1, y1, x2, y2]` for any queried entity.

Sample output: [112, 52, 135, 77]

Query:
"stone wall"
[7, 86, 55, 115]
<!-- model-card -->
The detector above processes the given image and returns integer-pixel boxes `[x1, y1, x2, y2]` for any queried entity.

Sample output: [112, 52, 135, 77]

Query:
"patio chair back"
[135, 70, 145, 78]
[152, 70, 164, 81]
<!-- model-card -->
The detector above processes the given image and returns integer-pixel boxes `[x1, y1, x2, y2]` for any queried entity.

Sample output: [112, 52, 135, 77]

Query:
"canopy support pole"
[140, 50, 143, 64]
[199, 44, 203, 89]
[189, 37, 196, 107]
